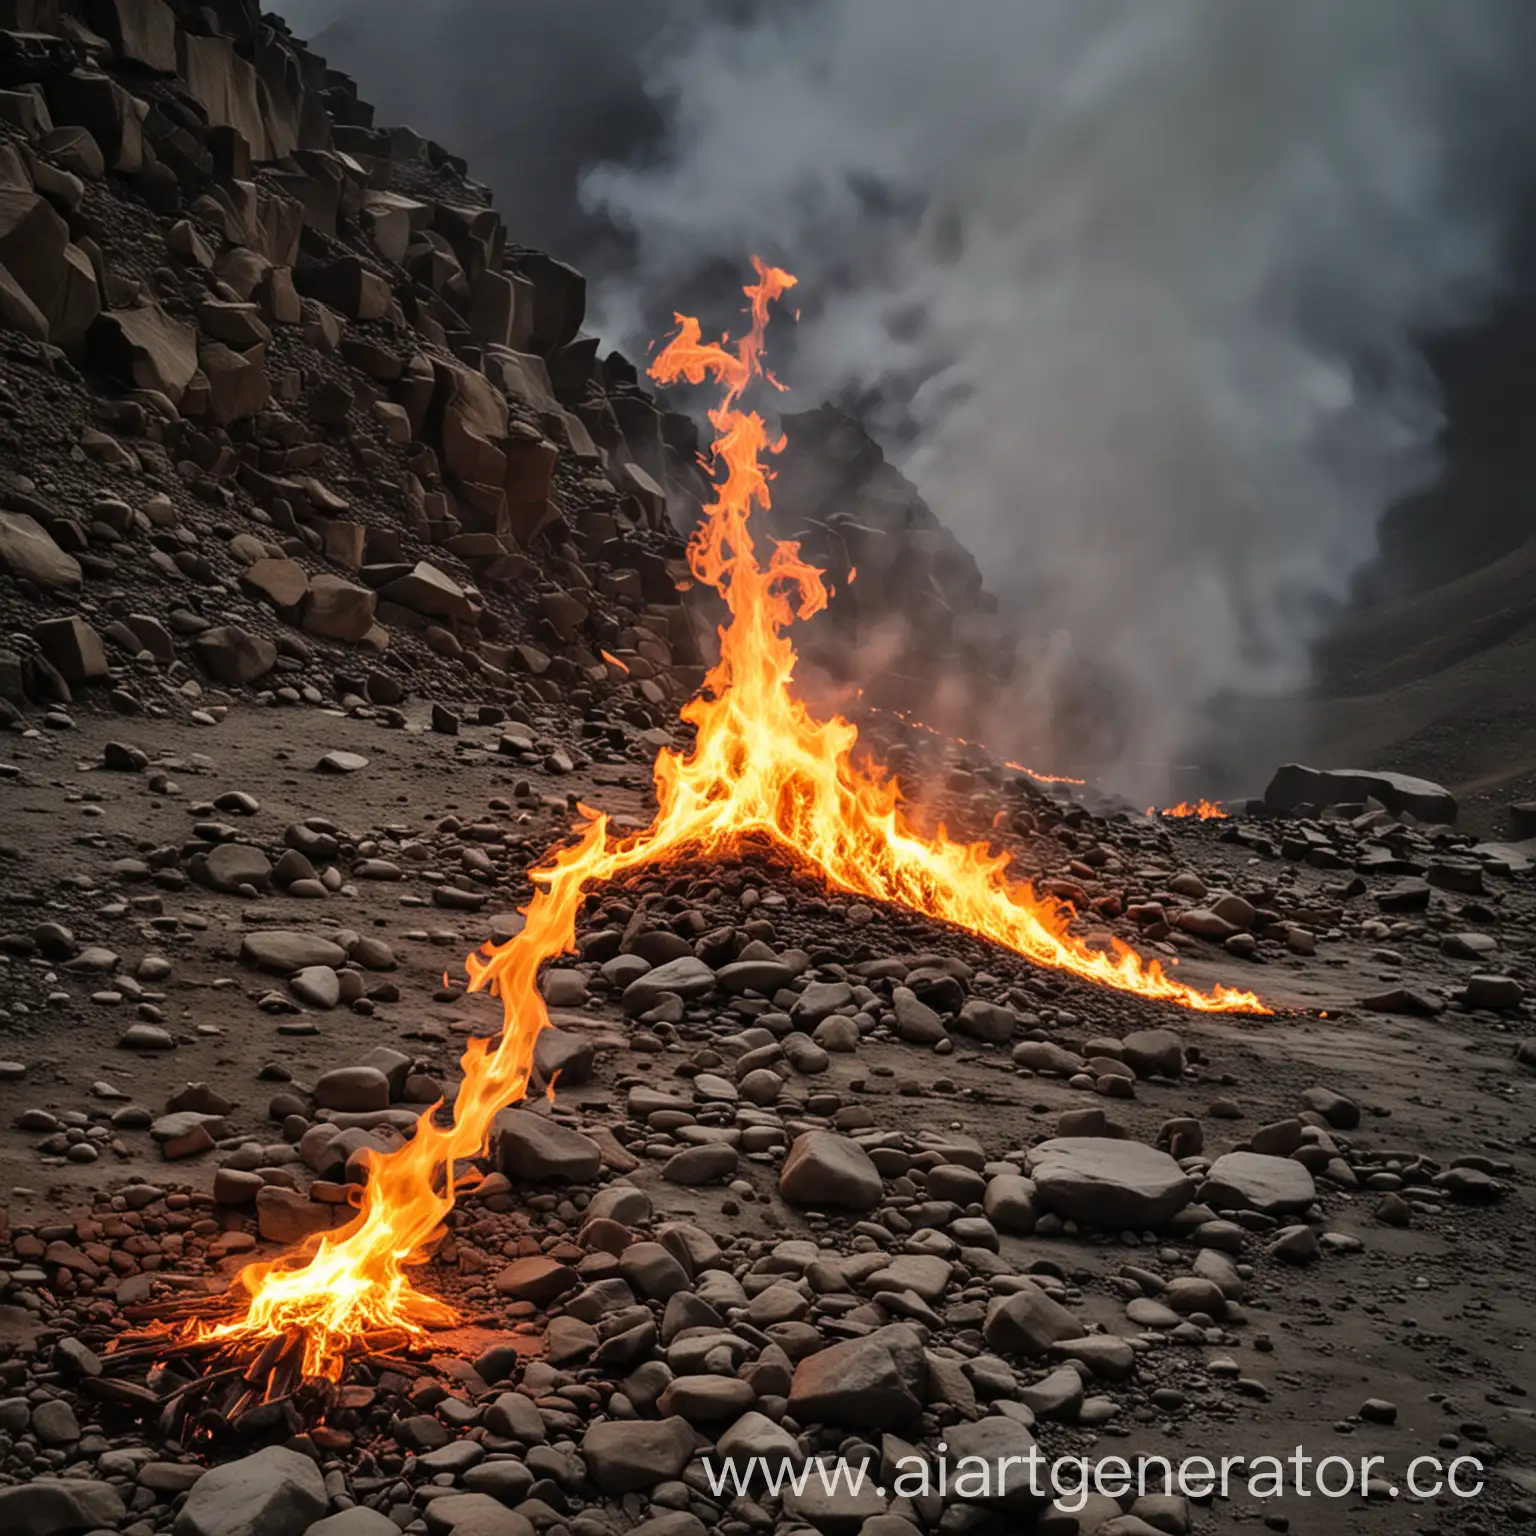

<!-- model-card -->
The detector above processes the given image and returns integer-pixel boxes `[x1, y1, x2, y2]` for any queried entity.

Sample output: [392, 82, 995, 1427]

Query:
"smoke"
[278, 0, 1536, 780]
[579, 0, 1536, 776]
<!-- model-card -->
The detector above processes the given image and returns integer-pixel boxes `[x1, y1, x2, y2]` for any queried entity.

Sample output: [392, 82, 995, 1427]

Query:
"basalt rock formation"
[0, 0, 710, 739]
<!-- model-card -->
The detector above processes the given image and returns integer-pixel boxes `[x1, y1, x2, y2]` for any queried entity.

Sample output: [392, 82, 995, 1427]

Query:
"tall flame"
[190, 260, 1266, 1384]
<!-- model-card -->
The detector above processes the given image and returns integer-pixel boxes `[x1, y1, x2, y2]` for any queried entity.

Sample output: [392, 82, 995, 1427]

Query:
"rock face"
[0, 0, 721, 741]
[172, 1445, 325, 1536]
[1264, 763, 1457, 824]
[1024, 1137, 1195, 1228]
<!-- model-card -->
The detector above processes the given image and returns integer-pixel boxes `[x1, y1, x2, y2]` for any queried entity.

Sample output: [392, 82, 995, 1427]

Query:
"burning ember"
[180, 260, 1267, 1386]
[1152, 799, 1231, 820]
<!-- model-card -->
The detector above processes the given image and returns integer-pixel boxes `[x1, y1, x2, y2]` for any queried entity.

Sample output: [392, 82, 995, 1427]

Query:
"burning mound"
[180, 261, 1266, 1386]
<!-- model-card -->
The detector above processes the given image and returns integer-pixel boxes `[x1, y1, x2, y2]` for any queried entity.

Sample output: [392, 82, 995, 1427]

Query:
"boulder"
[240, 930, 347, 974]
[581, 1418, 696, 1493]
[193, 626, 277, 685]
[982, 1172, 1040, 1233]
[241, 557, 309, 610]
[788, 1324, 926, 1429]
[86, 0, 178, 73]
[0, 187, 68, 319]
[491, 1108, 602, 1181]
[954, 997, 1019, 1043]
[34, 617, 107, 682]
[1024, 1137, 1194, 1228]
[1264, 763, 1456, 824]
[983, 1284, 1082, 1357]
[172, 1445, 324, 1536]
[943, 1416, 1049, 1512]
[0, 1481, 126, 1536]
[200, 341, 271, 425]
[295, 255, 390, 320]
[0, 512, 81, 590]
[621, 954, 717, 1013]
[0, 262, 49, 339]
[178, 33, 282, 161]
[1200, 1152, 1316, 1216]
[779, 1130, 883, 1210]
[43, 71, 143, 173]
[380, 561, 473, 623]
[200, 843, 271, 893]
[303, 575, 378, 642]
[434, 358, 508, 485]
[90, 302, 197, 402]
[44, 244, 99, 351]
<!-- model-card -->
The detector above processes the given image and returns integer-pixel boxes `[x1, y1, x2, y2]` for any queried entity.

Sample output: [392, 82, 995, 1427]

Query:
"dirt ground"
[1, 698, 1533, 1535]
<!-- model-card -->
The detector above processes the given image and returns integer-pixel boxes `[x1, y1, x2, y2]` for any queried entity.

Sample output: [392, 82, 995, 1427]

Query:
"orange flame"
[1152, 799, 1230, 820]
[190, 259, 1266, 1382]
[600, 649, 630, 675]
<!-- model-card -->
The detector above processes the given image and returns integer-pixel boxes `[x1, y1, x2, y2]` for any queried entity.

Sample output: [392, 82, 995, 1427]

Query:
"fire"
[188, 260, 1266, 1385]
[1152, 799, 1230, 820]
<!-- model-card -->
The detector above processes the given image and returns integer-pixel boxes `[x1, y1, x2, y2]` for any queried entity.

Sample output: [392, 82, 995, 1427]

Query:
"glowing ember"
[186, 260, 1267, 1385]
[1152, 799, 1231, 820]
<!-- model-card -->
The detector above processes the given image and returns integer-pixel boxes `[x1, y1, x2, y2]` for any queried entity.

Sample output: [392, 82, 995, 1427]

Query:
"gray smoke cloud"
[580, 0, 1536, 777]
[279, 0, 1536, 782]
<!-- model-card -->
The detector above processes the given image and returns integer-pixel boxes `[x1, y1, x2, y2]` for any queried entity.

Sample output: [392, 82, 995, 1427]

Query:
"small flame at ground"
[188, 261, 1267, 1383]
[1152, 800, 1230, 820]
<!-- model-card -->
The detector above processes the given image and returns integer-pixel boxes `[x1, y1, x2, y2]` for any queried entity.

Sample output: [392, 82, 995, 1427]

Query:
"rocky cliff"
[0, 0, 718, 743]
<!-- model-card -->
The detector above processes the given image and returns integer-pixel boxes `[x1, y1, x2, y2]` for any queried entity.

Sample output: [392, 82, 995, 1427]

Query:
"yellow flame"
[1152, 799, 1230, 820]
[192, 259, 1267, 1382]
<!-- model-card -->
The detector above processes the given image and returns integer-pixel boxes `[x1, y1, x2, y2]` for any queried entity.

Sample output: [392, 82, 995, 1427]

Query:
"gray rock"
[30, 1400, 79, 1444]
[779, 1130, 883, 1210]
[716, 958, 796, 995]
[290, 965, 341, 1010]
[954, 998, 1019, 1043]
[172, 1445, 325, 1536]
[493, 1257, 578, 1305]
[201, 843, 272, 892]
[1120, 1028, 1184, 1078]
[314, 1066, 389, 1111]
[241, 931, 347, 974]
[982, 1173, 1040, 1233]
[491, 1109, 602, 1180]
[983, 1285, 1082, 1357]
[581, 1417, 697, 1492]
[1201, 1152, 1316, 1215]
[484, 1391, 547, 1441]
[1024, 1137, 1195, 1228]
[420, 1493, 534, 1536]
[944, 1417, 1049, 1512]
[622, 955, 717, 1013]
[306, 1513, 402, 1536]
[1264, 763, 1456, 824]
[788, 1324, 927, 1429]
[892, 985, 946, 1044]
[0, 512, 82, 591]
[790, 979, 854, 1025]
[0, 1480, 125, 1536]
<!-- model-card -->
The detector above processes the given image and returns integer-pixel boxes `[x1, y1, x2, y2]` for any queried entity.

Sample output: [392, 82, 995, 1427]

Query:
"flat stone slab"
[1201, 1151, 1317, 1215]
[1024, 1137, 1195, 1228]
